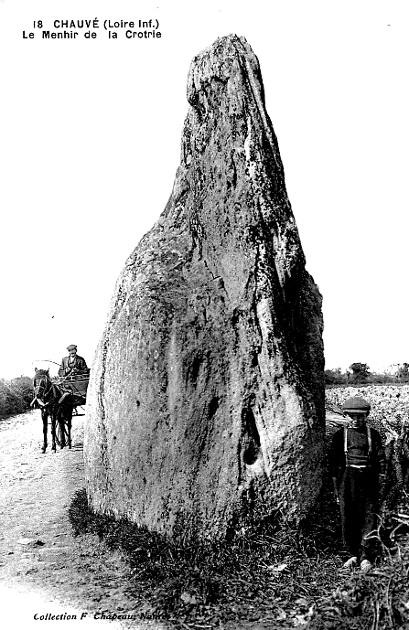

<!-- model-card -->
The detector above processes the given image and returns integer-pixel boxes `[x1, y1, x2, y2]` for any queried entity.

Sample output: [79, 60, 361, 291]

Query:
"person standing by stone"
[58, 345, 89, 377]
[330, 396, 385, 572]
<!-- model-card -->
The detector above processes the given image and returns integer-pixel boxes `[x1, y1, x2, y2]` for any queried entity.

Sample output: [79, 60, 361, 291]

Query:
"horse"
[31, 368, 74, 453]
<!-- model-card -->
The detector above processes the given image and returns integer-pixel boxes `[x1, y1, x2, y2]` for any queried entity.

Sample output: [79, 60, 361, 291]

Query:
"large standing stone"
[84, 34, 325, 542]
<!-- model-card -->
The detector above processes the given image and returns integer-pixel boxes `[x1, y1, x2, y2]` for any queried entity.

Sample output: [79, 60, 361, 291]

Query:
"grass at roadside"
[69, 485, 409, 629]
[69, 480, 344, 629]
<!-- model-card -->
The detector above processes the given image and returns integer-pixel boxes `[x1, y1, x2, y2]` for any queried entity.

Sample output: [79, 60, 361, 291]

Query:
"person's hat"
[342, 396, 371, 413]
[67, 344, 77, 351]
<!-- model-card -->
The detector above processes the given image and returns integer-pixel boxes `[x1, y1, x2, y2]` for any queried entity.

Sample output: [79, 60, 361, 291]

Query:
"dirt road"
[0, 410, 167, 629]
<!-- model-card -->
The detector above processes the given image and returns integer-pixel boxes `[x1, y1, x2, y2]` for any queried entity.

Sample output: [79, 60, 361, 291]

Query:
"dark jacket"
[58, 355, 88, 377]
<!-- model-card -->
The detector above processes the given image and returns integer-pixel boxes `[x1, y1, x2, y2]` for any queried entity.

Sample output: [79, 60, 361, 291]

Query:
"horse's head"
[32, 369, 52, 407]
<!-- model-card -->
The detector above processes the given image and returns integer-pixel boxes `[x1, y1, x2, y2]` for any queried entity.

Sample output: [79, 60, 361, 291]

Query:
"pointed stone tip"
[189, 33, 256, 72]
[187, 33, 263, 109]
[200, 33, 250, 51]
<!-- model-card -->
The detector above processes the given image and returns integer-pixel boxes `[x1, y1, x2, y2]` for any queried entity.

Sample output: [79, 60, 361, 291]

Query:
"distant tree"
[348, 362, 371, 384]
[325, 368, 348, 385]
[371, 371, 397, 384]
[396, 363, 409, 383]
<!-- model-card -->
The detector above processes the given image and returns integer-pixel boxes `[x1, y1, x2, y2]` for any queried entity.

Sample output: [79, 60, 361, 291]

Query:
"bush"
[0, 376, 33, 419]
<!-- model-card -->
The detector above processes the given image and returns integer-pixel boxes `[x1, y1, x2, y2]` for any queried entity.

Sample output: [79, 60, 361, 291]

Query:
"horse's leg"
[41, 409, 47, 453]
[58, 407, 66, 449]
[51, 409, 57, 451]
[67, 407, 72, 449]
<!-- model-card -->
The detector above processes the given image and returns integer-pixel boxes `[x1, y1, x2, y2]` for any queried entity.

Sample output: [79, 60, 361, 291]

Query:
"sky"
[0, 0, 408, 379]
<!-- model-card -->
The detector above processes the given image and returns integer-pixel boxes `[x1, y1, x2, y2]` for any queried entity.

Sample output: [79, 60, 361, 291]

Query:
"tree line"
[326, 362, 409, 385]
[1, 365, 408, 420]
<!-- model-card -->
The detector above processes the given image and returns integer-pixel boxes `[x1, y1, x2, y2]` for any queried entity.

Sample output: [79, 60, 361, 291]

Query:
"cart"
[51, 372, 89, 448]
[54, 372, 90, 416]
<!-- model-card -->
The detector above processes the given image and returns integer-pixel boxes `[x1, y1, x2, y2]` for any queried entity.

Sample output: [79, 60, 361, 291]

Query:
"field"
[326, 384, 409, 436]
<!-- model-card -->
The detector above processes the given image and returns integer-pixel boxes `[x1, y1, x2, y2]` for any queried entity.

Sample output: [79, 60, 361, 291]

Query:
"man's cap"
[67, 344, 77, 351]
[342, 396, 371, 413]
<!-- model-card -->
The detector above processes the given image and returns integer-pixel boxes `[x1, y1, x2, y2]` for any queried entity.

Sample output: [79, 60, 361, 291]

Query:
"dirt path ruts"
[0, 411, 166, 629]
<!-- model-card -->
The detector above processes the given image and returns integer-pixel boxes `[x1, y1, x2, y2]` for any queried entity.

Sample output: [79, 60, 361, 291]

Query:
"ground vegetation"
[68, 385, 409, 628]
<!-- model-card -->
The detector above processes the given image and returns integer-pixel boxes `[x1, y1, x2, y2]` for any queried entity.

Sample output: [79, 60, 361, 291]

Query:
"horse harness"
[32, 374, 70, 408]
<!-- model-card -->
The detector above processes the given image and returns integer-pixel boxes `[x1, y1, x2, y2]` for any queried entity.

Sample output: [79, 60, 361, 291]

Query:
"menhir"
[84, 34, 325, 542]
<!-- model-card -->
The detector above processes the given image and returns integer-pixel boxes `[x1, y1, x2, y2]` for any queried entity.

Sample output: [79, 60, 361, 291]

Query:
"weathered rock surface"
[84, 34, 325, 542]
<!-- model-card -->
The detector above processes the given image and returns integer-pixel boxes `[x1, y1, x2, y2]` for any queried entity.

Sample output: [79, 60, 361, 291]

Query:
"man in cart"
[330, 396, 386, 572]
[58, 344, 89, 377]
